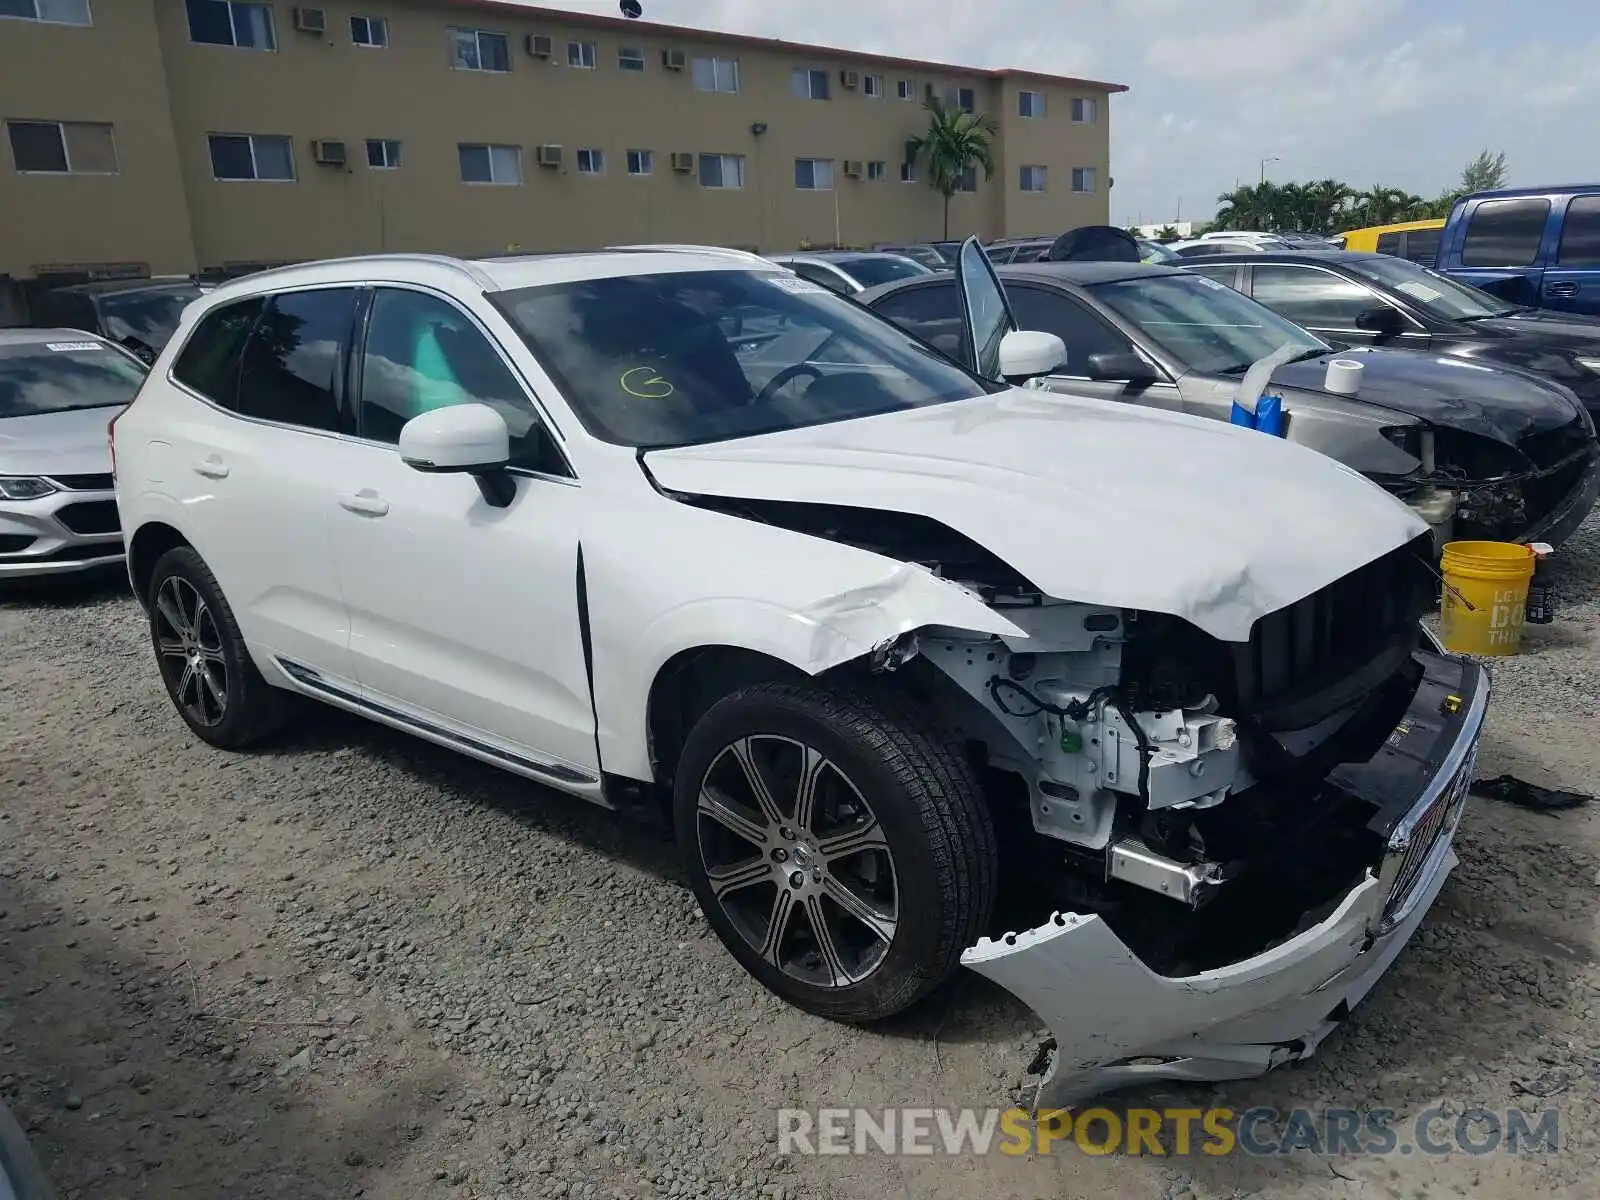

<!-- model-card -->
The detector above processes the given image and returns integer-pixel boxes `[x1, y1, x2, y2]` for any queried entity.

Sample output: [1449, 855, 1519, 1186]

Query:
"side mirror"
[1354, 305, 1405, 336]
[1086, 349, 1159, 385]
[998, 329, 1067, 379]
[399, 403, 517, 508]
[121, 335, 156, 364]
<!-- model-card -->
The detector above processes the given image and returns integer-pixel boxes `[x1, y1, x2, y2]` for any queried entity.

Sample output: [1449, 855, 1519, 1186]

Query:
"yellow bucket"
[1439, 540, 1535, 656]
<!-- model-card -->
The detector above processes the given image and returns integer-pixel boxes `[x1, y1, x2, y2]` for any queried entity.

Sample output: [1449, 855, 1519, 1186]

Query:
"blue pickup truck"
[1435, 184, 1600, 314]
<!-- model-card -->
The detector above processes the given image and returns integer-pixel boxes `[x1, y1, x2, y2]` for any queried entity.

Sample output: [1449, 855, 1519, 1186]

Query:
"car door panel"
[165, 290, 359, 687]
[1006, 284, 1184, 411]
[1246, 263, 1429, 349]
[1545, 194, 1600, 316]
[330, 286, 598, 779]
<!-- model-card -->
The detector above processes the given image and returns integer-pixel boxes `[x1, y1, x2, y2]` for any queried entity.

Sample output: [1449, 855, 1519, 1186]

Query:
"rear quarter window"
[1461, 198, 1551, 267]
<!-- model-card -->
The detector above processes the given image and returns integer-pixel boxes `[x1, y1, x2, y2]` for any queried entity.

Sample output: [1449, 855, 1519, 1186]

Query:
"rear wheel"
[674, 680, 995, 1021]
[147, 546, 295, 749]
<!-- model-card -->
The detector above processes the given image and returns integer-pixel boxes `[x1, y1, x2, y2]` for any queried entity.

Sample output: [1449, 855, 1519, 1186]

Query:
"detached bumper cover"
[963, 652, 1488, 1110]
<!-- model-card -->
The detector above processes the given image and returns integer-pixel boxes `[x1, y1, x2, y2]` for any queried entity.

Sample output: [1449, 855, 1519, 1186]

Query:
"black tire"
[0, 1098, 56, 1200]
[146, 545, 296, 749]
[674, 679, 996, 1021]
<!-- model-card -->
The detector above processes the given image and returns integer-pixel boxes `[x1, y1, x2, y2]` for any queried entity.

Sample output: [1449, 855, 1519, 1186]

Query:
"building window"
[1019, 90, 1045, 118]
[365, 139, 401, 169]
[576, 147, 604, 174]
[794, 158, 834, 190]
[186, 0, 275, 50]
[6, 120, 117, 174]
[699, 153, 744, 189]
[1071, 97, 1098, 123]
[900, 161, 916, 183]
[208, 133, 293, 181]
[863, 74, 884, 98]
[349, 15, 387, 47]
[954, 165, 977, 192]
[567, 40, 596, 69]
[896, 78, 914, 101]
[1071, 166, 1096, 192]
[459, 142, 521, 185]
[866, 160, 886, 182]
[792, 68, 830, 100]
[1020, 164, 1047, 192]
[451, 27, 510, 72]
[944, 85, 976, 113]
[618, 45, 645, 71]
[692, 56, 739, 93]
[626, 149, 652, 176]
[1, 0, 91, 24]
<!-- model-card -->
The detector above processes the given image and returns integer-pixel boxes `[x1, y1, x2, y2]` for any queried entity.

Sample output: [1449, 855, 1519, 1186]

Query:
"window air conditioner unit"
[293, 6, 326, 34]
[662, 48, 687, 70]
[527, 34, 553, 58]
[843, 160, 863, 178]
[670, 152, 694, 173]
[311, 139, 346, 166]
[536, 144, 563, 168]
[840, 70, 860, 89]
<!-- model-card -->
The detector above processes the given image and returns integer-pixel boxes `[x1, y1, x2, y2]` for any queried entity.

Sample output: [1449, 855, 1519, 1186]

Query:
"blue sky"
[530, 0, 1596, 226]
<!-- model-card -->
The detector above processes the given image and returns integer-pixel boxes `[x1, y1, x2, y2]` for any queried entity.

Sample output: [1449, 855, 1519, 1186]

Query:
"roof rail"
[605, 243, 773, 265]
[208, 253, 497, 293]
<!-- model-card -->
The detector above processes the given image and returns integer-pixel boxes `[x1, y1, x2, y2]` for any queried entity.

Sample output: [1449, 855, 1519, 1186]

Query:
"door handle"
[1547, 281, 1579, 299]
[337, 490, 389, 517]
[192, 457, 229, 479]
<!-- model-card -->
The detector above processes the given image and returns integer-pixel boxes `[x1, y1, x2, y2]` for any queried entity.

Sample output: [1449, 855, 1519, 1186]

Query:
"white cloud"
[528, 1, 1600, 226]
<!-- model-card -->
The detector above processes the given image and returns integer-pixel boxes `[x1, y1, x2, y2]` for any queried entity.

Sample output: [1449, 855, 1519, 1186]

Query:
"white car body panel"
[646, 387, 1426, 643]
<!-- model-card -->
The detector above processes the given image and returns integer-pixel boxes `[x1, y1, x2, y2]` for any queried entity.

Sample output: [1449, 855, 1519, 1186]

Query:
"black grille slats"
[45, 473, 115, 491]
[55, 500, 121, 535]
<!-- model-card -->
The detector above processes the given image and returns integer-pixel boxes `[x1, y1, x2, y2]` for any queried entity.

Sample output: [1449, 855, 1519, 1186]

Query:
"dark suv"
[29, 278, 205, 364]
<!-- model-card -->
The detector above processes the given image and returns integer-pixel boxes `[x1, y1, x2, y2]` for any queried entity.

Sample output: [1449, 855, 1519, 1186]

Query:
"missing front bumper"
[962, 651, 1489, 1111]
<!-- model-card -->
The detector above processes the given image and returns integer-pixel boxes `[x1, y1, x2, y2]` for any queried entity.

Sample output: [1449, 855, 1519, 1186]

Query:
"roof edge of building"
[442, 0, 1130, 92]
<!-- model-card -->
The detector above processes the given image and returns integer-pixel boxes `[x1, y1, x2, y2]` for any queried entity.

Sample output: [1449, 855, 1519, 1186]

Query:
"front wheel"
[674, 680, 996, 1021]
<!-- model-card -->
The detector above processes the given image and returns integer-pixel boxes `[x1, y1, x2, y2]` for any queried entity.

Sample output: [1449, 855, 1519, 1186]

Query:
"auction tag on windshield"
[45, 341, 106, 352]
[764, 274, 831, 295]
[1395, 280, 1443, 303]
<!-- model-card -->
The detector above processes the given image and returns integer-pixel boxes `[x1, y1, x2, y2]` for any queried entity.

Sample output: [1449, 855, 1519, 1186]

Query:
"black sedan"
[1181, 250, 1600, 421]
[857, 260, 1600, 549]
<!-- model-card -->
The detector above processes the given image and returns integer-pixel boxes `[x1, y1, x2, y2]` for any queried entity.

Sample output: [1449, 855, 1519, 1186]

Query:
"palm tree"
[907, 96, 998, 240]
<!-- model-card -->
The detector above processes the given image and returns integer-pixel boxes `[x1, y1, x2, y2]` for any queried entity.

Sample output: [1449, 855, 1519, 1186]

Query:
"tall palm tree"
[907, 96, 998, 240]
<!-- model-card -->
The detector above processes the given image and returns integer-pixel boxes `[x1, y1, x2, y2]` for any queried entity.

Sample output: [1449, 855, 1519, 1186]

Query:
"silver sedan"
[0, 327, 147, 578]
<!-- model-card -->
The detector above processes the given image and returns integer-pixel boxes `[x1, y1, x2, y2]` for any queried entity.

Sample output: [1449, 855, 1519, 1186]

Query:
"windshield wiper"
[1458, 308, 1522, 322]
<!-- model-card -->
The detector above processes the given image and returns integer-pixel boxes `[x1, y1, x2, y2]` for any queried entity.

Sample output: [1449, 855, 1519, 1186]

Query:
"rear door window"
[1556, 195, 1600, 267]
[1460, 198, 1551, 267]
[1404, 227, 1441, 265]
[171, 296, 264, 407]
[868, 281, 964, 359]
[235, 288, 358, 433]
[1249, 264, 1385, 328]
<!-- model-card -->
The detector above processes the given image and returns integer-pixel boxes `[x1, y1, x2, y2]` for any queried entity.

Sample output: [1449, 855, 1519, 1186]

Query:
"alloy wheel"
[695, 735, 899, 988]
[153, 575, 229, 727]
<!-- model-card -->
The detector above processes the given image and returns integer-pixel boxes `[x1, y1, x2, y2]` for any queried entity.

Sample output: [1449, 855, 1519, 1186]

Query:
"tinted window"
[837, 256, 929, 287]
[785, 262, 850, 294]
[1461, 198, 1550, 267]
[99, 286, 204, 352]
[358, 289, 566, 475]
[1405, 227, 1441, 265]
[235, 289, 357, 432]
[869, 281, 964, 358]
[495, 270, 988, 448]
[1376, 232, 1402, 256]
[171, 296, 264, 405]
[1174, 244, 1224, 258]
[1249, 265, 1387, 329]
[0, 341, 147, 418]
[1182, 264, 1240, 288]
[1556, 195, 1600, 267]
[1005, 285, 1130, 373]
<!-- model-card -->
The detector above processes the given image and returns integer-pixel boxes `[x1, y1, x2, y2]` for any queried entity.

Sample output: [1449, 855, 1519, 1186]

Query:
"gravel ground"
[5, 517, 1600, 1200]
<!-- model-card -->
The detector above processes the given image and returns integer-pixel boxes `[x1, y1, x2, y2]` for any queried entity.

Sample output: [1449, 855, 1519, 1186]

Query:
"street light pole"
[1260, 156, 1280, 185]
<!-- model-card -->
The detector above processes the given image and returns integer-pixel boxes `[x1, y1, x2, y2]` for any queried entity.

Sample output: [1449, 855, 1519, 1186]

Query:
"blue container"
[1229, 400, 1256, 428]
[1255, 394, 1285, 437]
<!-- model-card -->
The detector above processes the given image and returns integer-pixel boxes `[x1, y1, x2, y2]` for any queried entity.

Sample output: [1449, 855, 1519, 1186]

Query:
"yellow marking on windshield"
[620, 366, 675, 399]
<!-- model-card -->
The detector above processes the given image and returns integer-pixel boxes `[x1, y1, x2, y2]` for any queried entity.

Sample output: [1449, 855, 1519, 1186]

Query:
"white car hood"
[645, 389, 1426, 643]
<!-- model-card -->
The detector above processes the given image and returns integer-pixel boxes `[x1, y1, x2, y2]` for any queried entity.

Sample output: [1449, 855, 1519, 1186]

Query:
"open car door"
[953, 236, 1018, 380]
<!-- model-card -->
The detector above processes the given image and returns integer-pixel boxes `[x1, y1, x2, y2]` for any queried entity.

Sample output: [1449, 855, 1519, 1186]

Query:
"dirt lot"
[5, 520, 1600, 1200]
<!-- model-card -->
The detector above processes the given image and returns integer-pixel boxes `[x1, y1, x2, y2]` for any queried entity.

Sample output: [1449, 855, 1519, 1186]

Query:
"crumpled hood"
[645, 389, 1425, 643]
[1270, 345, 1583, 445]
[0, 406, 119, 477]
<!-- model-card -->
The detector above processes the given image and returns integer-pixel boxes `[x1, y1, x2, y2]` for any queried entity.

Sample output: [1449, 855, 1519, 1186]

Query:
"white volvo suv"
[114, 240, 1486, 1107]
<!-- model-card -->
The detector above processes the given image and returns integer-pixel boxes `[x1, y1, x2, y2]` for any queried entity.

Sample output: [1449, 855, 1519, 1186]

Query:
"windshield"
[1091, 274, 1329, 375]
[839, 256, 931, 287]
[493, 269, 992, 448]
[0, 340, 148, 418]
[1345, 255, 1518, 320]
[99, 285, 204, 350]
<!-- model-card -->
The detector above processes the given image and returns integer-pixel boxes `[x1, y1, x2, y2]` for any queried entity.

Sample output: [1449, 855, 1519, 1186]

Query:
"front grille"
[55, 499, 121, 535]
[46, 472, 115, 492]
[1383, 742, 1477, 927]
[0, 534, 37, 554]
[1520, 419, 1593, 471]
[1232, 533, 1434, 730]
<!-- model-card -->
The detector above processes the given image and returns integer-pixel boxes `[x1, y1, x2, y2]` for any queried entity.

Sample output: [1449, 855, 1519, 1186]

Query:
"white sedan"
[113, 239, 1485, 1107]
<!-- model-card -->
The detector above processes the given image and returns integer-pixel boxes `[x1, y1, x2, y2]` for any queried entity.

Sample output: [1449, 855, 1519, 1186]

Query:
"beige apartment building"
[0, 0, 1124, 288]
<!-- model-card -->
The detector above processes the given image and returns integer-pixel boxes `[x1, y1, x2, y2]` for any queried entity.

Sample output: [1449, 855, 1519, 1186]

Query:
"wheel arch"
[127, 520, 192, 608]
